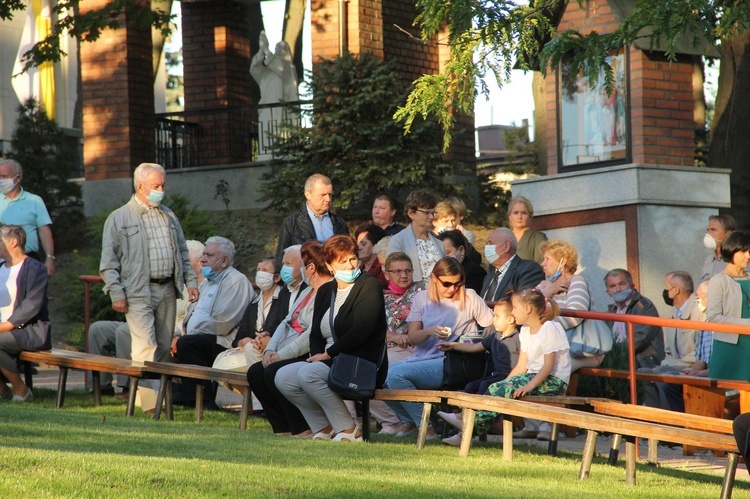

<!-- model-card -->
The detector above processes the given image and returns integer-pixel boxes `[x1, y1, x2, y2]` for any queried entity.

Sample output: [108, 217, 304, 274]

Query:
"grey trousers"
[87, 321, 132, 389]
[0, 331, 22, 375]
[125, 282, 176, 411]
[275, 361, 356, 434]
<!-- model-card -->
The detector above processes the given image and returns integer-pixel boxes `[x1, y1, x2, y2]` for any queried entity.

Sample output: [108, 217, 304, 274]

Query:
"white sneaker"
[11, 388, 32, 402]
[442, 432, 463, 446]
[437, 411, 463, 431]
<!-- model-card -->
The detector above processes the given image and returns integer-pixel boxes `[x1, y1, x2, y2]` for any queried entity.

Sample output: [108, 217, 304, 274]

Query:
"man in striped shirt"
[100, 163, 199, 413]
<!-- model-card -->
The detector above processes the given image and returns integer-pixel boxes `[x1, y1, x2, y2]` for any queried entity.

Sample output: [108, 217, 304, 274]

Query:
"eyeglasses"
[386, 268, 414, 275]
[416, 209, 436, 217]
[434, 274, 464, 289]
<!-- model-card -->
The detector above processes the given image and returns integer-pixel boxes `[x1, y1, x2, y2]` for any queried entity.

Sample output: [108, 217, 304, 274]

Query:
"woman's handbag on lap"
[325, 292, 384, 401]
[566, 319, 613, 358]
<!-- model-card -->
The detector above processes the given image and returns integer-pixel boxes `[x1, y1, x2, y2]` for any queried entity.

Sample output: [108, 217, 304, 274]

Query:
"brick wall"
[544, 0, 694, 172]
[182, 0, 253, 109]
[81, 0, 154, 181]
[181, 0, 253, 164]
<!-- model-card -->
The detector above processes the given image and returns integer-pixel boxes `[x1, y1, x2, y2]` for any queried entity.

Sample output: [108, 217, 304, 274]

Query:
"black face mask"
[662, 288, 674, 307]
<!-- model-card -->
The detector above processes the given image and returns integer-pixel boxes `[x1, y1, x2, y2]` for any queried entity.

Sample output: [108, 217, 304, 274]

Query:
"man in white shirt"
[171, 236, 253, 409]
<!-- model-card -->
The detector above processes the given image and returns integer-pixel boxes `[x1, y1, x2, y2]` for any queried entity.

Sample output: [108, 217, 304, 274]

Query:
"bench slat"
[143, 361, 249, 386]
[446, 392, 737, 452]
[591, 400, 734, 434]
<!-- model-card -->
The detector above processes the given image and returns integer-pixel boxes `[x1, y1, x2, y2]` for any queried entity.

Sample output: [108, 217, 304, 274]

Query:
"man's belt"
[149, 275, 173, 285]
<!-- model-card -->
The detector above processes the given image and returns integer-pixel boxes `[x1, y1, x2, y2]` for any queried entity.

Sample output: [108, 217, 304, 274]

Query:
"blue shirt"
[0, 188, 52, 253]
[306, 203, 334, 242]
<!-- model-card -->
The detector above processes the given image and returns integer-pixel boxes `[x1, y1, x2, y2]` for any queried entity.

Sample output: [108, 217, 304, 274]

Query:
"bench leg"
[126, 377, 139, 417]
[196, 383, 204, 423]
[56, 367, 68, 408]
[458, 409, 476, 458]
[579, 430, 599, 480]
[361, 400, 370, 442]
[548, 422, 559, 456]
[503, 416, 514, 461]
[721, 452, 739, 499]
[153, 374, 169, 421]
[416, 402, 432, 450]
[647, 439, 658, 466]
[23, 361, 33, 390]
[239, 388, 251, 430]
[165, 378, 174, 421]
[92, 371, 102, 407]
[625, 436, 636, 486]
[609, 433, 622, 465]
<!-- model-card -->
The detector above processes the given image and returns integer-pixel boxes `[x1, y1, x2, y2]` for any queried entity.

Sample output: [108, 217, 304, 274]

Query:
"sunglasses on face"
[434, 274, 464, 289]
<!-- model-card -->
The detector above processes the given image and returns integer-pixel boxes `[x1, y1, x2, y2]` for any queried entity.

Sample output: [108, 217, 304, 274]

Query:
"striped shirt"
[138, 199, 174, 279]
[553, 274, 591, 331]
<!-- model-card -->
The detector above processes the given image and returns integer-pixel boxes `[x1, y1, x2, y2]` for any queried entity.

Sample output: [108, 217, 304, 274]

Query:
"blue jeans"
[384, 358, 443, 427]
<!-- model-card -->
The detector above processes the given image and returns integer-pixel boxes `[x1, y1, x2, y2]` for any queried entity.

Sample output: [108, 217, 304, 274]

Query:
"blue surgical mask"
[301, 264, 310, 285]
[147, 189, 165, 206]
[484, 244, 499, 264]
[201, 265, 219, 281]
[280, 265, 297, 285]
[546, 263, 564, 282]
[610, 288, 634, 303]
[335, 267, 361, 283]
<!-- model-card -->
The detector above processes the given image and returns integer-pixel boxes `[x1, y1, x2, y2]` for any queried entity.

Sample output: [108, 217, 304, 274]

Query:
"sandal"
[332, 428, 363, 442]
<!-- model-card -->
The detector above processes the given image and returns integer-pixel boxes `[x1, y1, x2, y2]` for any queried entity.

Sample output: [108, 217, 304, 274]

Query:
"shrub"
[261, 52, 471, 215]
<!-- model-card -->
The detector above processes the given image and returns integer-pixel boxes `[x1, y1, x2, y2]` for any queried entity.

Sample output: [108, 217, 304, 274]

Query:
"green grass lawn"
[0, 389, 747, 498]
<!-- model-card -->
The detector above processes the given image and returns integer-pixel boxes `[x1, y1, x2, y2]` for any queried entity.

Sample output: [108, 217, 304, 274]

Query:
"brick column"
[544, 1, 694, 172]
[181, 0, 253, 164]
[81, 0, 154, 182]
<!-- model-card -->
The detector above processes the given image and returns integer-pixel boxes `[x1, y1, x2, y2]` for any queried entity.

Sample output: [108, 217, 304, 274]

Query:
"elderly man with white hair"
[100, 162, 200, 413]
[172, 236, 253, 409]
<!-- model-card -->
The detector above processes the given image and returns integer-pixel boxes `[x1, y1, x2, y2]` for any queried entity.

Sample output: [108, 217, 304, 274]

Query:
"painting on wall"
[558, 48, 629, 168]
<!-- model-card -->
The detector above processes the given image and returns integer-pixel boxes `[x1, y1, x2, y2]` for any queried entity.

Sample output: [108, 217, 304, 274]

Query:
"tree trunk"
[693, 56, 707, 167]
[283, 0, 305, 82]
[708, 31, 750, 227]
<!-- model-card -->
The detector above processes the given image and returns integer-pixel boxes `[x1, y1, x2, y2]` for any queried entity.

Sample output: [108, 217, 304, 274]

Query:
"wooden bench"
[446, 391, 740, 498]
[143, 361, 252, 430]
[18, 349, 150, 416]
[519, 395, 617, 455]
[573, 367, 749, 454]
[371, 389, 446, 447]
[590, 399, 735, 464]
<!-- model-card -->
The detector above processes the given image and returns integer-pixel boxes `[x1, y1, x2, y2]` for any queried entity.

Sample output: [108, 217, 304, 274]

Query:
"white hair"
[133, 163, 165, 190]
[283, 244, 302, 256]
[0, 159, 22, 177]
[372, 236, 391, 265]
[205, 236, 235, 265]
[185, 240, 205, 265]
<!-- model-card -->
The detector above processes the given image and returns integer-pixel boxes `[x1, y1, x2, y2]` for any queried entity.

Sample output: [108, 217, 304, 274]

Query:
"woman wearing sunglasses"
[385, 256, 494, 438]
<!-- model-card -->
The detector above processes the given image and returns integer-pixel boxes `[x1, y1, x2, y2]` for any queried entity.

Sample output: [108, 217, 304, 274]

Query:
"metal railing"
[154, 102, 308, 169]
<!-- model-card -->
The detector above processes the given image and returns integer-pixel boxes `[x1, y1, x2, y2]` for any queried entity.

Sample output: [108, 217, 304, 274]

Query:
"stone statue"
[250, 31, 299, 159]
[251, 31, 299, 104]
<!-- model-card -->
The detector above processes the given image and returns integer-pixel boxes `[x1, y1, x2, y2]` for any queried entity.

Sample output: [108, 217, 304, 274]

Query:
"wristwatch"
[46, 254, 55, 260]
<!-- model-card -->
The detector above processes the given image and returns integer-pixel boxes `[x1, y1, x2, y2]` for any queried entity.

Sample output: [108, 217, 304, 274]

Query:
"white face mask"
[0, 176, 17, 195]
[254, 271, 276, 291]
[703, 233, 717, 251]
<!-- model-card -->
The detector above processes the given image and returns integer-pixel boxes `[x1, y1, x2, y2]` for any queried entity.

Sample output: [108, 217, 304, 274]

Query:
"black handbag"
[441, 350, 490, 390]
[325, 291, 385, 401]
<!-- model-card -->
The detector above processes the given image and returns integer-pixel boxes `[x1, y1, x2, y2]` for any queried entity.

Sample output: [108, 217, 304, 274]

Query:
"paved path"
[30, 365, 750, 481]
